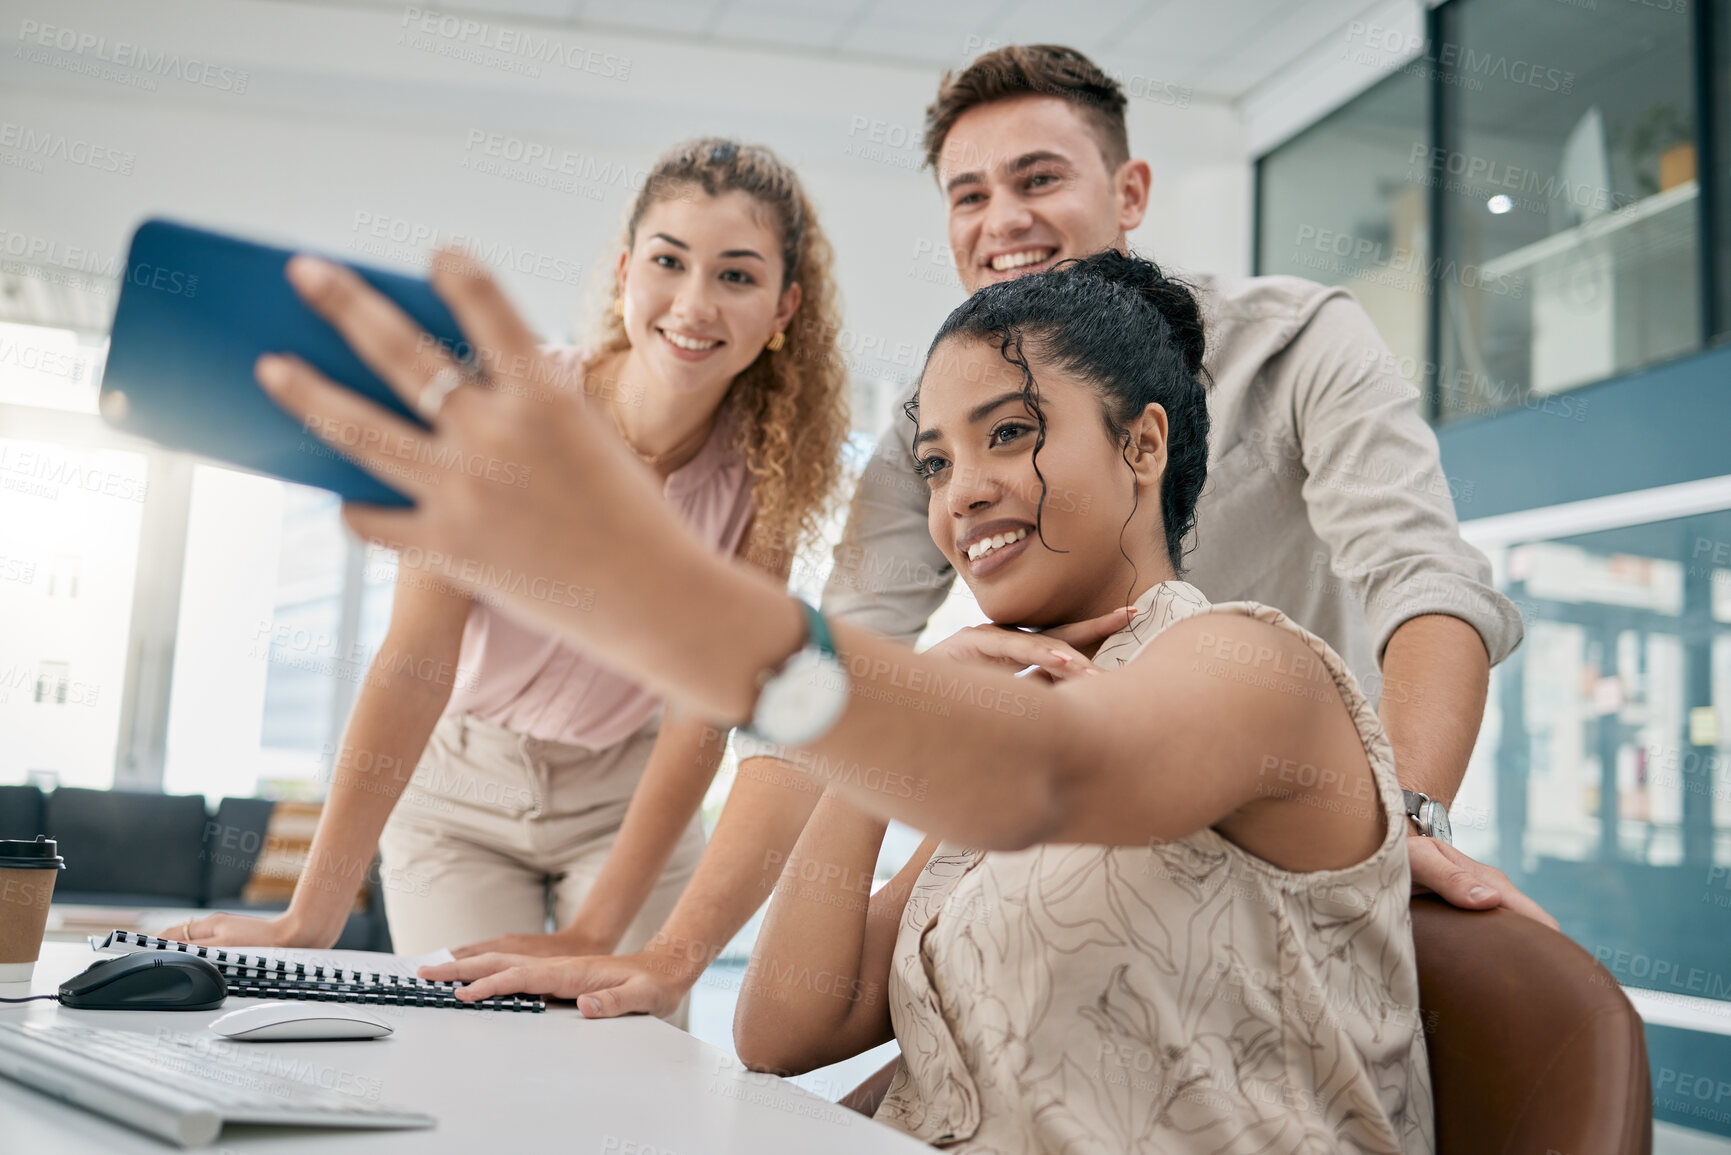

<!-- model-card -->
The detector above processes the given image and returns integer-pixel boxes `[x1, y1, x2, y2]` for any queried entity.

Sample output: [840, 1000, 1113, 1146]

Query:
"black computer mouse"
[59, 953, 228, 1011]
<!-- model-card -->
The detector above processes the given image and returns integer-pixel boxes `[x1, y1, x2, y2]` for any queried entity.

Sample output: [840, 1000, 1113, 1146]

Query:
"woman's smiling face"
[913, 335, 1172, 628]
[616, 188, 800, 397]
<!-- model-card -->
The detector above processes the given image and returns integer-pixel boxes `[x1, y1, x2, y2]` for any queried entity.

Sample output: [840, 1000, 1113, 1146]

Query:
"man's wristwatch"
[1401, 789, 1453, 844]
[744, 599, 850, 748]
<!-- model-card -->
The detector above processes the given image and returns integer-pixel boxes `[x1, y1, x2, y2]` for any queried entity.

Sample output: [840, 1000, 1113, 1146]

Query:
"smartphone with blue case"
[101, 218, 469, 506]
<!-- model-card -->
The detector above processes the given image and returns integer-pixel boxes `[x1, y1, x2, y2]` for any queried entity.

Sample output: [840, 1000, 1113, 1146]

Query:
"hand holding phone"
[103, 219, 472, 505]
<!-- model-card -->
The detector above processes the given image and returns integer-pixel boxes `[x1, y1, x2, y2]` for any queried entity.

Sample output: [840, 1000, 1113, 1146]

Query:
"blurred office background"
[1, 0, 1729, 1144]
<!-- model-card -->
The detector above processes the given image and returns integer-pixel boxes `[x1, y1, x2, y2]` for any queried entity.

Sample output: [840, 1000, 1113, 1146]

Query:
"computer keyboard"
[0, 1019, 434, 1148]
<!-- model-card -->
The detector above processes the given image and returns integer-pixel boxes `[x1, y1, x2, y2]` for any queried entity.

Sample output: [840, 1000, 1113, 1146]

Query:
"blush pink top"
[442, 346, 757, 749]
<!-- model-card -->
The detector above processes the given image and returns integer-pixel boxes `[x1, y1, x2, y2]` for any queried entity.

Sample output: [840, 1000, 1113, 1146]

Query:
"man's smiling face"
[939, 94, 1142, 295]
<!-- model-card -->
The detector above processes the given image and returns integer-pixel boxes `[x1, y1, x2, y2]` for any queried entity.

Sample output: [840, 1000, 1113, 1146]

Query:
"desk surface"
[1, 943, 928, 1153]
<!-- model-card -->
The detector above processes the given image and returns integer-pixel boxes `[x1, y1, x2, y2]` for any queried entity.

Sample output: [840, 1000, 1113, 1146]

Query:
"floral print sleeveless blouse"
[874, 581, 1434, 1154]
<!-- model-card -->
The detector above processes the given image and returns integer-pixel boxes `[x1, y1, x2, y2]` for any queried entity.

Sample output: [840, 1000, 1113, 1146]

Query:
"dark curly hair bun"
[1085, 249, 1207, 380]
[920, 249, 1211, 572]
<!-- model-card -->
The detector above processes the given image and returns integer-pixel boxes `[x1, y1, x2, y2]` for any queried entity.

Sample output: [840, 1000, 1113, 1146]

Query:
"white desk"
[0, 943, 928, 1153]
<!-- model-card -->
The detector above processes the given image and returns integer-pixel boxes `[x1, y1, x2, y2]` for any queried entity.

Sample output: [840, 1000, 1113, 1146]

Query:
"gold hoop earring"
[765, 331, 785, 352]
[614, 298, 625, 319]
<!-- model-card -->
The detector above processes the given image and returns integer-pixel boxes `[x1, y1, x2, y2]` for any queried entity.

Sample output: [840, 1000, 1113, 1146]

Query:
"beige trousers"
[378, 711, 705, 1028]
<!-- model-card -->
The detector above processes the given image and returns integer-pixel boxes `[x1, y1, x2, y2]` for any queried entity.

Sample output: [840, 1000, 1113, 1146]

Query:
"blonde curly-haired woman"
[177, 139, 850, 1028]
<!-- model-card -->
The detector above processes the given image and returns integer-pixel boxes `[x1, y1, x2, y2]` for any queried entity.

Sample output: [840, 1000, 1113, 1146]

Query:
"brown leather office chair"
[1411, 895, 1653, 1155]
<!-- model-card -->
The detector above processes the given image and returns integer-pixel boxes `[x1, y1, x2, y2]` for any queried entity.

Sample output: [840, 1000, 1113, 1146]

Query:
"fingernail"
[1049, 649, 1073, 663]
[1467, 886, 1495, 903]
[578, 997, 599, 1016]
[286, 254, 336, 292]
[256, 355, 289, 392]
[1123, 606, 1138, 615]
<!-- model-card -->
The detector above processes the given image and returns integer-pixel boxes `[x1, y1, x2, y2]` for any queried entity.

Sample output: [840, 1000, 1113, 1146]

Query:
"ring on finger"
[416, 365, 467, 422]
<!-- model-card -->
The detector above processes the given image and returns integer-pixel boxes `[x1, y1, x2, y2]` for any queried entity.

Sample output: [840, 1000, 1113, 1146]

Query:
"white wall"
[0, 0, 1249, 418]
[1240, 0, 1430, 157]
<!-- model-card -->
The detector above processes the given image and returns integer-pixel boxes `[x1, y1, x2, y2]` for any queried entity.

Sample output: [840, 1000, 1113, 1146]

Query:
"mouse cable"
[0, 995, 60, 1003]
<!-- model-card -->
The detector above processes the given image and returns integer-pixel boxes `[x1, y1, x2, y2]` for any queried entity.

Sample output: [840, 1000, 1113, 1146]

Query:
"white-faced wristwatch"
[1402, 789, 1453, 844]
[744, 599, 850, 748]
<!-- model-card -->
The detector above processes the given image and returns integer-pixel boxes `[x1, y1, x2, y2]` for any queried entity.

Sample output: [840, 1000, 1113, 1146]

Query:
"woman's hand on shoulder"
[926, 605, 1137, 682]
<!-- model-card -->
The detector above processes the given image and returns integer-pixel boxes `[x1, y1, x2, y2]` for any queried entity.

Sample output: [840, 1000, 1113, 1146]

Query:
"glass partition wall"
[1461, 505, 1731, 1010]
[1434, 0, 1702, 421]
[1260, 4, 1731, 1140]
[1260, 0, 1723, 422]
[1257, 71, 1431, 379]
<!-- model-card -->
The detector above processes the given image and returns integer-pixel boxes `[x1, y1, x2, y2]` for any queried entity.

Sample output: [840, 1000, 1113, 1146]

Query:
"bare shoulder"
[1044, 607, 1380, 851]
[1135, 611, 1382, 869]
[1130, 611, 1343, 709]
[1111, 609, 1361, 790]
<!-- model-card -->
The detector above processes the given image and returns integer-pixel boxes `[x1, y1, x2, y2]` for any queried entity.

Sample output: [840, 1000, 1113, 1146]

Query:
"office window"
[1467, 504, 1731, 1005]
[1257, 71, 1432, 379]
[33, 661, 73, 704]
[0, 322, 103, 414]
[256, 487, 350, 786]
[0, 435, 147, 790]
[163, 471, 374, 801]
[357, 546, 396, 653]
[163, 467, 285, 800]
[1435, 0, 1701, 420]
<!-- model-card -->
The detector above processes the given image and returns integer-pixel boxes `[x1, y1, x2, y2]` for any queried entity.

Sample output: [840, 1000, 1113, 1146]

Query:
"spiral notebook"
[90, 930, 545, 1012]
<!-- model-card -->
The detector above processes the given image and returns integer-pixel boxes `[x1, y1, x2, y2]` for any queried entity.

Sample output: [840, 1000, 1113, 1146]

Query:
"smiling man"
[429, 43, 1545, 1038]
[817, 43, 1533, 911]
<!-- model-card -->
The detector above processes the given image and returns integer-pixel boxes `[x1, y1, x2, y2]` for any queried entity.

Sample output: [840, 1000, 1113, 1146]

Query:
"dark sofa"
[0, 784, 390, 951]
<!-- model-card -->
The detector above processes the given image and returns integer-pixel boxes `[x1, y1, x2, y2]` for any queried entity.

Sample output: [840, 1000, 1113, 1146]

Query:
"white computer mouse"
[209, 1002, 393, 1042]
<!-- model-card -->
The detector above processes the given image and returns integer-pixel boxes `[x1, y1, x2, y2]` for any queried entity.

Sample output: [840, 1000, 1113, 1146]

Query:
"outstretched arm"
[424, 620, 1128, 1005]
[260, 253, 1379, 863]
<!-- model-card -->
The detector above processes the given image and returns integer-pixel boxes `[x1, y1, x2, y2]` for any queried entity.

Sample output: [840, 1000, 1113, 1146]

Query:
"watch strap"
[743, 599, 843, 746]
[752, 599, 832, 693]
[799, 598, 837, 659]
[1401, 789, 1428, 834]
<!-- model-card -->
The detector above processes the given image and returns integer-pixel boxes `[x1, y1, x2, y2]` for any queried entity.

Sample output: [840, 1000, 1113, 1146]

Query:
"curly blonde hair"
[590, 138, 850, 565]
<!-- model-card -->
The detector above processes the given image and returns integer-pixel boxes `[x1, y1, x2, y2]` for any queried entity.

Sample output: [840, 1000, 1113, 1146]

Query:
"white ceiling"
[314, 0, 1396, 102]
[2, 0, 1367, 335]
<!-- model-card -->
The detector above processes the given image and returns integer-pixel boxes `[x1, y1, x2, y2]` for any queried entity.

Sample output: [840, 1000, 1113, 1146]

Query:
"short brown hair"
[922, 45, 1129, 175]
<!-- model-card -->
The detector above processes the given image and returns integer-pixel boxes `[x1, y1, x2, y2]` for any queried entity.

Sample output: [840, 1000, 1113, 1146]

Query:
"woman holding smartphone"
[256, 248, 1432, 1152]
[177, 140, 849, 1029]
